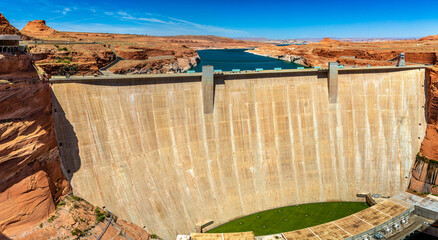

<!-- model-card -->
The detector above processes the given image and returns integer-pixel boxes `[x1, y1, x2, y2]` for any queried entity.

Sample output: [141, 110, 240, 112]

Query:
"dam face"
[52, 67, 426, 239]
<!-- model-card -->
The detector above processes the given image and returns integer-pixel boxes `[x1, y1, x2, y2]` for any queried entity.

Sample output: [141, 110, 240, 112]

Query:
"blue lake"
[189, 48, 303, 72]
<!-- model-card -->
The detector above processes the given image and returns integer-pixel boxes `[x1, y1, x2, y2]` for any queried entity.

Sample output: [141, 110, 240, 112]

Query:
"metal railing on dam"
[50, 65, 427, 239]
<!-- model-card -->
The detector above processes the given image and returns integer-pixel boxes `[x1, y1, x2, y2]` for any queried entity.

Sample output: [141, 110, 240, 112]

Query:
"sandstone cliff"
[0, 13, 20, 35]
[0, 51, 151, 240]
[0, 53, 70, 236]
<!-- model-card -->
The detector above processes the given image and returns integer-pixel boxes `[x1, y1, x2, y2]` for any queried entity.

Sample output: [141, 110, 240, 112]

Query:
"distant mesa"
[21, 20, 57, 36]
[419, 34, 438, 41]
[319, 37, 342, 44]
[0, 12, 20, 35]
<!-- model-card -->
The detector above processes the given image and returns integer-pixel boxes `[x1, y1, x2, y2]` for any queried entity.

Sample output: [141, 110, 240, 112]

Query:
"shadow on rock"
[51, 92, 81, 182]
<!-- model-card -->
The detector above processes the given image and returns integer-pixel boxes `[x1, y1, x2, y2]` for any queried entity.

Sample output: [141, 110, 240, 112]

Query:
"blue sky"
[3, 0, 438, 39]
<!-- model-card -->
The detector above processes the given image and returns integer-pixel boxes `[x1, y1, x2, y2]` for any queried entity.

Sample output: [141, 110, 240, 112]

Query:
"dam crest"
[51, 66, 426, 239]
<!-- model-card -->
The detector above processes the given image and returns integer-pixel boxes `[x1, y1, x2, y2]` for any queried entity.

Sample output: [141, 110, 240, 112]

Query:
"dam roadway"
[51, 66, 427, 239]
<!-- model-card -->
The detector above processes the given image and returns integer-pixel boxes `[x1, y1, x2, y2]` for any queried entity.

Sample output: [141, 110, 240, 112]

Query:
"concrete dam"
[51, 66, 426, 239]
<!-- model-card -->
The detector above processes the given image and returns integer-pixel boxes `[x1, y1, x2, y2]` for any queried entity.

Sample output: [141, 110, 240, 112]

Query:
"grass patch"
[208, 202, 368, 236]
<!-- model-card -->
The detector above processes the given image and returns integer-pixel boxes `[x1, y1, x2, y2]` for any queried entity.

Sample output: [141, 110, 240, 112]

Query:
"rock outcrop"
[0, 14, 70, 235]
[0, 53, 35, 74]
[21, 20, 56, 37]
[319, 37, 342, 45]
[419, 34, 438, 41]
[0, 12, 20, 35]
[0, 78, 70, 236]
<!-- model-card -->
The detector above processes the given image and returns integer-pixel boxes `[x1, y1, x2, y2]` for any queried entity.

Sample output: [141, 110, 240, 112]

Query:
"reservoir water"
[190, 48, 303, 72]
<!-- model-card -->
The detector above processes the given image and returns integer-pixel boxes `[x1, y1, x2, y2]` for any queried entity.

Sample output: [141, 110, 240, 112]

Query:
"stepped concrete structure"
[51, 65, 427, 239]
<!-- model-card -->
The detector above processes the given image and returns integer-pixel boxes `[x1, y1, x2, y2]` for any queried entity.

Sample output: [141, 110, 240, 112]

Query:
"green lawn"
[208, 202, 369, 236]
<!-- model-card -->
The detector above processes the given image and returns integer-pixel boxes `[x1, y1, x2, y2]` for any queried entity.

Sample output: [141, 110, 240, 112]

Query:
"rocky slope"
[0, 51, 70, 236]
[28, 43, 115, 76]
[0, 13, 20, 35]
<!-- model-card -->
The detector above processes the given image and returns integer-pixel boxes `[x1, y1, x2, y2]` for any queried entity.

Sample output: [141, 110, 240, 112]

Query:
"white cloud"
[62, 7, 71, 15]
[108, 10, 247, 36]
[137, 17, 168, 24]
[114, 11, 169, 24]
[168, 17, 246, 35]
[23, 4, 248, 37]
[54, 7, 72, 15]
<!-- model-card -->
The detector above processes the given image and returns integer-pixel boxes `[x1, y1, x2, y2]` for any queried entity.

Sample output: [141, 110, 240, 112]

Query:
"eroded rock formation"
[21, 20, 57, 37]
[0, 52, 70, 236]
[0, 13, 20, 35]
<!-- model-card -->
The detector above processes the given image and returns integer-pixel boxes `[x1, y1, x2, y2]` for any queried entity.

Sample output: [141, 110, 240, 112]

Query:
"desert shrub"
[57, 200, 66, 207]
[48, 215, 58, 223]
[95, 208, 106, 222]
[71, 228, 82, 236]
[58, 64, 78, 76]
[70, 194, 82, 201]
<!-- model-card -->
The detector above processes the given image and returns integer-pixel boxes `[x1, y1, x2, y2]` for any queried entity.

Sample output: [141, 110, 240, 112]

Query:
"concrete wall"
[51, 67, 426, 239]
